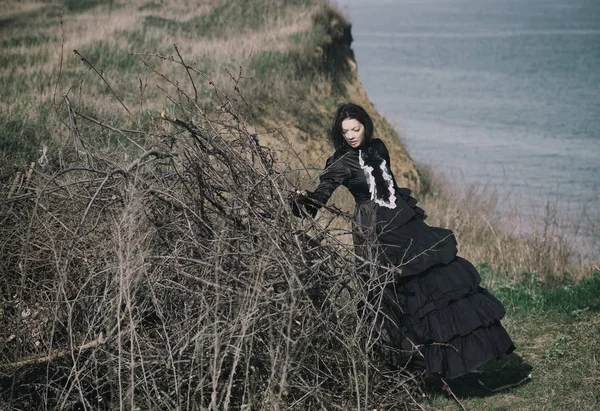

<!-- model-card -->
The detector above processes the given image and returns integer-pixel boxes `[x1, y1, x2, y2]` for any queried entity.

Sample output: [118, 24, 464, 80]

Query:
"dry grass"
[4, 0, 403, 192]
[411, 165, 598, 283]
[0, 0, 317, 103]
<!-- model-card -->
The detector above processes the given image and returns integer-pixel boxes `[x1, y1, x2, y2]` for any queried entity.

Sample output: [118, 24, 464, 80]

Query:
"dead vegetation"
[0, 52, 428, 410]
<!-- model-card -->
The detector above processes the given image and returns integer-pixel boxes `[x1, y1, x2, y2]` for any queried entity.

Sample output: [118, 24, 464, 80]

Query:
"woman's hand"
[289, 190, 318, 218]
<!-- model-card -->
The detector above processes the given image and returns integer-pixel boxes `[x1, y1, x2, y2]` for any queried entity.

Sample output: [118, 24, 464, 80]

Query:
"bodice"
[310, 139, 398, 207]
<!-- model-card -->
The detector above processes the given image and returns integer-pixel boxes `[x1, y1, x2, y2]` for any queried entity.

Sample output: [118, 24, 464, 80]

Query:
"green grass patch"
[250, 18, 340, 81]
[143, 15, 182, 33]
[63, 0, 104, 13]
[0, 49, 50, 69]
[0, 5, 61, 31]
[0, 71, 56, 103]
[138, 1, 163, 11]
[79, 40, 141, 72]
[0, 33, 52, 48]
[250, 50, 295, 78]
[478, 263, 600, 316]
[119, 28, 150, 50]
[144, 0, 310, 38]
[0, 101, 53, 161]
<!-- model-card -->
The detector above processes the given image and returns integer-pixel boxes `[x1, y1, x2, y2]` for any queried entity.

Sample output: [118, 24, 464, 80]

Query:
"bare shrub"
[0, 54, 423, 410]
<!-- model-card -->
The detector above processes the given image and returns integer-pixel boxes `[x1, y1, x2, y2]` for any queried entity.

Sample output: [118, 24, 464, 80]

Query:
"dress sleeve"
[308, 152, 351, 206]
[374, 138, 392, 165]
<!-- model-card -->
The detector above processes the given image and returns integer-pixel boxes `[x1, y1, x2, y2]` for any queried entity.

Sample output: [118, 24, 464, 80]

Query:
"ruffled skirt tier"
[389, 257, 515, 379]
[354, 193, 515, 379]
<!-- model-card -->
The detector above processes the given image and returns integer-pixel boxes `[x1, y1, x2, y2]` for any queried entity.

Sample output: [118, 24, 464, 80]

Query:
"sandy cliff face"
[255, 3, 419, 197]
[343, 64, 419, 189]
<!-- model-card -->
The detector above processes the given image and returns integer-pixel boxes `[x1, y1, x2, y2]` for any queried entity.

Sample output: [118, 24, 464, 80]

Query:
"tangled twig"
[0, 48, 424, 410]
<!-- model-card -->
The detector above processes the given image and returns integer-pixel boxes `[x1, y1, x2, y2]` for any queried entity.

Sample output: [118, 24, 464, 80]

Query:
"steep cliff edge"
[254, 3, 419, 191]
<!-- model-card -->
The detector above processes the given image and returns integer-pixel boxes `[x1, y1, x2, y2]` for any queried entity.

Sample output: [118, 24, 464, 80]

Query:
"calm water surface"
[335, 0, 600, 248]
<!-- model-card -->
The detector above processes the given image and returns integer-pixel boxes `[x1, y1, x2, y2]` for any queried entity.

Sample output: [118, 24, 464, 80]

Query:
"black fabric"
[290, 193, 319, 218]
[307, 138, 515, 379]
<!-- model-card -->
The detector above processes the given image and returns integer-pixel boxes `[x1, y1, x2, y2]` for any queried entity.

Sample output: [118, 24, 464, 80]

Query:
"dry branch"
[0, 336, 105, 374]
[0, 49, 424, 410]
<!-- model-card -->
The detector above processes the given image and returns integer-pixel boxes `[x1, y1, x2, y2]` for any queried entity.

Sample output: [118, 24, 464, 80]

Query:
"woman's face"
[341, 118, 365, 148]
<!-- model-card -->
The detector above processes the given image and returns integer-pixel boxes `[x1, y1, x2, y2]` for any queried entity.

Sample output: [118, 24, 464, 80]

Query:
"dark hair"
[329, 103, 374, 150]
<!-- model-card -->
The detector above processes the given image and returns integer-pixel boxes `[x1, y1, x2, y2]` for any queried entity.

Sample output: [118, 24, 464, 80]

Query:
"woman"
[291, 103, 514, 379]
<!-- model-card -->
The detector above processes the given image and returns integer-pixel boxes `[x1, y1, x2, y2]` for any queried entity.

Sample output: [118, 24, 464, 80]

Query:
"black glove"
[289, 190, 319, 218]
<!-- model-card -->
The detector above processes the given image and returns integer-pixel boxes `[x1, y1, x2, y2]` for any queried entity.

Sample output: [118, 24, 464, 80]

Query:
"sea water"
[335, 0, 600, 253]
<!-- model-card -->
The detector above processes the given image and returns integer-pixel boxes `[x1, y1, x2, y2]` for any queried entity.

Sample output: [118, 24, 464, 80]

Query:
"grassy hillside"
[0, 0, 417, 183]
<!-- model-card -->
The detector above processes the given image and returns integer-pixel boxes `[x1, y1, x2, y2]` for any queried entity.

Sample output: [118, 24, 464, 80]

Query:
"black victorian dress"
[296, 138, 515, 379]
